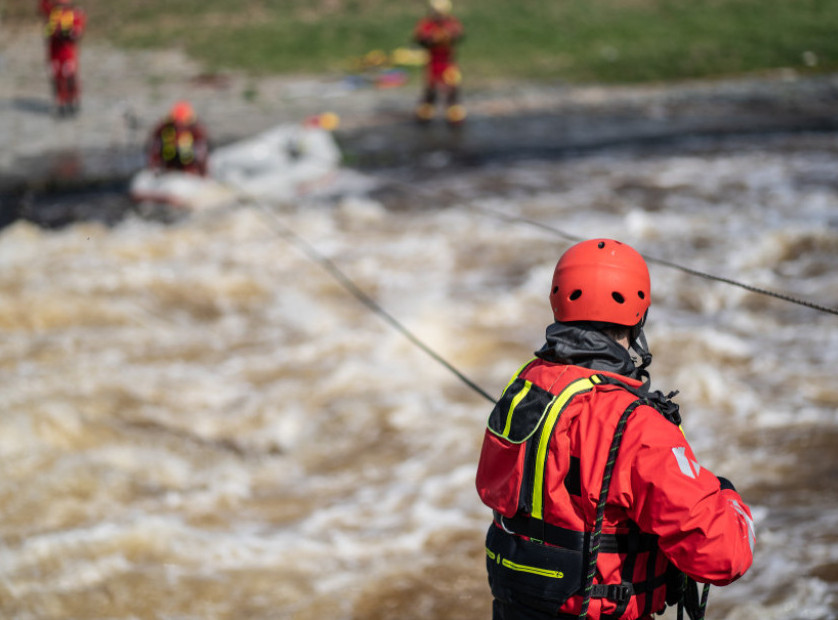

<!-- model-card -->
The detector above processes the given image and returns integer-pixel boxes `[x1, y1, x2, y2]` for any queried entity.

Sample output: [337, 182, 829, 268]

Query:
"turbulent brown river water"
[2, 130, 837, 619]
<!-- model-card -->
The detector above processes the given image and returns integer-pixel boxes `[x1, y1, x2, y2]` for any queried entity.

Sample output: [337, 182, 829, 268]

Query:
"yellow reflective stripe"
[502, 380, 532, 437]
[485, 547, 565, 579]
[46, 13, 59, 35]
[530, 376, 600, 520]
[502, 558, 565, 579]
[502, 358, 536, 394]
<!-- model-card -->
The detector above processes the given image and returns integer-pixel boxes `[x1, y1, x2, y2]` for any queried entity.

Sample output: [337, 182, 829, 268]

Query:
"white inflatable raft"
[129, 124, 343, 210]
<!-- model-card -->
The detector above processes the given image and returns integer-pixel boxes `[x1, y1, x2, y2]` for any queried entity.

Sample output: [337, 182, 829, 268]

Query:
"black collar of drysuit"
[535, 322, 647, 383]
[535, 322, 684, 425]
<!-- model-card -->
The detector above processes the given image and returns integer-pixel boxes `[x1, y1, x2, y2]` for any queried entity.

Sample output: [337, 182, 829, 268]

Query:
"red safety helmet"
[549, 239, 650, 326]
[170, 100, 196, 125]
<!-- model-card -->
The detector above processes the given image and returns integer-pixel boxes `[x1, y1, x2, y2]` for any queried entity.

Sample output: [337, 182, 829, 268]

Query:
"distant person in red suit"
[42, 0, 86, 117]
[413, 0, 466, 125]
[147, 101, 210, 177]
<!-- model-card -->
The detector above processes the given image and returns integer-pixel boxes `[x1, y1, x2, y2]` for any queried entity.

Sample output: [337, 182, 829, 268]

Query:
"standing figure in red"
[41, 0, 86, 117]
[413, 0, 466, 125]
[476, 239, 755, 620]
[147, 101, 210, 177]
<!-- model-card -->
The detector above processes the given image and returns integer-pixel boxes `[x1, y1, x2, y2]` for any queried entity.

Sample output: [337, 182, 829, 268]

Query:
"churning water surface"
[1, 131, 837, 619]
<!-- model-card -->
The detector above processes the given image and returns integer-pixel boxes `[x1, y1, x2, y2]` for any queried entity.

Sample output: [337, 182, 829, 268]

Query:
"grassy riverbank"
[4, 0, 838, 83]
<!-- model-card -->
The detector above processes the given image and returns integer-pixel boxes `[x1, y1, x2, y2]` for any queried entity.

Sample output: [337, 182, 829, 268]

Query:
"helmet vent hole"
[612, 292, 625, 304]
[569, 290, 582, 301]
[597, 241, 606, 249]
[638, 291, 645, 300]
[552, 286, 559, 294]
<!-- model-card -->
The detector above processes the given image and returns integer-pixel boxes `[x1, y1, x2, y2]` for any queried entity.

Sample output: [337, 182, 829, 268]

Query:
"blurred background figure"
[147, 101, 210, 176]
[41, 0, 86, 117]
[413, 0, 466, 125]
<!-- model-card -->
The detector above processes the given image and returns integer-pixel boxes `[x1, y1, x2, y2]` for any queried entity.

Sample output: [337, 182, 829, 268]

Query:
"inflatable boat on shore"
[129, 122, 343, 210]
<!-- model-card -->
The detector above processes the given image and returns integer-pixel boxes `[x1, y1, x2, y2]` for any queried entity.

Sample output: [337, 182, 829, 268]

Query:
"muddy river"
[1, 122, 837, 619]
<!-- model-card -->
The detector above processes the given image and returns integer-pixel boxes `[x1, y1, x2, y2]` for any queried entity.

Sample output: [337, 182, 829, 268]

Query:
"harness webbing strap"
[643, 544, 659, 616]
[578, 399, 644, 620]
[496, 512, 658, 555]
[591, 571, 668, 604]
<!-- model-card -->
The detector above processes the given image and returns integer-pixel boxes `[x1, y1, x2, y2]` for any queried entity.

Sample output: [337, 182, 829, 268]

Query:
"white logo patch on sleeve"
[672, 446, 701, 479]
[730, 499, 756, 553]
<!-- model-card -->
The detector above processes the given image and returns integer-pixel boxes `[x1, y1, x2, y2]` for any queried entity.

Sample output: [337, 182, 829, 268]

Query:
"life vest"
[476, 360, 677, 619]
[45, 7, 78, 40]
[159, 123, 198, 167]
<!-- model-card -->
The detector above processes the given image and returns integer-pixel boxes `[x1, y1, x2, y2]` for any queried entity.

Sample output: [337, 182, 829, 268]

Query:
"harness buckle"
[590, 582, 634, 603]
[611, 583, 633, 604]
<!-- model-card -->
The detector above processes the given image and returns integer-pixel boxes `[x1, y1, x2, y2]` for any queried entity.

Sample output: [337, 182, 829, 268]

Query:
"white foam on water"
[1, 133, 836, 618]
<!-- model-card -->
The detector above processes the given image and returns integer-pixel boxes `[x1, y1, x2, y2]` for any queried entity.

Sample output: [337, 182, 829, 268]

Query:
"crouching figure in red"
[413, 0, 466, 125]
[476, 239, 755, 620]
[42, 0, 86, 116]
[147, 101, 210, 176]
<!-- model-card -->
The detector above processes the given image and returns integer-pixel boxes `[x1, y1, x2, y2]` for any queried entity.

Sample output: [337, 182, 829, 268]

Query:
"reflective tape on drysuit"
[488, 373, 603, 521]
[486, 546, 566, 580]
[160, 126, 196, 164]
[484, 366, 602, 521]
[530, 375, 601, 520]
[482, 368, 668, 612]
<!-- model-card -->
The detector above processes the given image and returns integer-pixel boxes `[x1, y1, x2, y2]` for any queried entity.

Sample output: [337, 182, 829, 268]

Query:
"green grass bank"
[4, 0, 838, 83]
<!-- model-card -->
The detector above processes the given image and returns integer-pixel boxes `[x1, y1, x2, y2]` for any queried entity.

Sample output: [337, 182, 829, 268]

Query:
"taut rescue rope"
[472, 204, 838, 317]
[252, 201, 497, 404]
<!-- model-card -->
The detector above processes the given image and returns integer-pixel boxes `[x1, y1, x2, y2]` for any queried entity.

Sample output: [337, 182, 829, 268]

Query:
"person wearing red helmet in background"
[41, 0, 86, 116]
[476, 239, 755, 620]
[147, 101, 210, 176]
[413, 0, 466, 125]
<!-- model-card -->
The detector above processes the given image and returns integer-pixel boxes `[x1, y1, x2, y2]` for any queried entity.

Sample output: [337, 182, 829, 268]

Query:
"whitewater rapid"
[1, 130, 837, 619]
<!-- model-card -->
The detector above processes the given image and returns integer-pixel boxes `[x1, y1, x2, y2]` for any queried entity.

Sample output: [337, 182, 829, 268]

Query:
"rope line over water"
[472, 204, 838, 317]
[251, 197, 836, 407]
[253, 201, 497, 404]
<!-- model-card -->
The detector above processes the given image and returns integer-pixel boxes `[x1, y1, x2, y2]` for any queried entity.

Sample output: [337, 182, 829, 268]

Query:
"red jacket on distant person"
[412, 0, 466, 123]
[413, 8, 463, 90]
[43, 0, 85, 60]
[42, 0, 86, 111]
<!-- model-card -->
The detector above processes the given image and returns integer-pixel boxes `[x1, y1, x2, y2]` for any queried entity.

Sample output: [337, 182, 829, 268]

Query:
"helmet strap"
[629, 315, 652, 383]
[631, 330, 652, 365]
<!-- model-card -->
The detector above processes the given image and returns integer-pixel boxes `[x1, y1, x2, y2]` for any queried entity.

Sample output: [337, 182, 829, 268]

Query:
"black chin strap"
[628, 312, 652, 383]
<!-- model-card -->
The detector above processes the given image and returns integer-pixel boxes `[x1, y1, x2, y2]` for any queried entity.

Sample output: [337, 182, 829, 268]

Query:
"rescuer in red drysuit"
[476, 239, 755, 620]
[42, 0, 86, 116]
[147, 101, 210, 176]
[413, 0, 466, 125]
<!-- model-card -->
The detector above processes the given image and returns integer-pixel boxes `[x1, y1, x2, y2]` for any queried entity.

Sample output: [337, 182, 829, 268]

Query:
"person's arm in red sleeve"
[625, 412, 755, 586]
[414, 19, 437, 48]
[72, 9, 86, 39]
[147, 126, 163, 170]
[445, 16, 464, 44]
